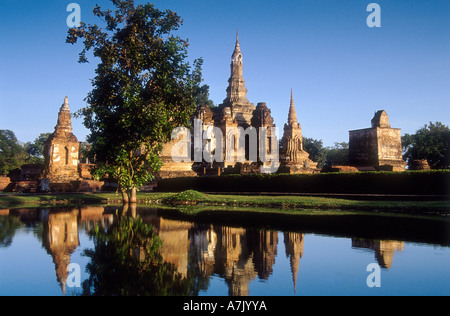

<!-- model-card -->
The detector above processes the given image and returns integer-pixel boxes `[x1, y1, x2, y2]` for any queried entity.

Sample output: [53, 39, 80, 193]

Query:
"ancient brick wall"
[0, 177, 11, 191]
[348, 128, 379, 166]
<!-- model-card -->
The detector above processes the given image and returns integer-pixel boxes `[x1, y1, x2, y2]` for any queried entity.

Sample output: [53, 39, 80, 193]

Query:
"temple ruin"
[348, 110, 406, 171]
[279, 90, 318, 173]
[0, 32, 413, 194]
[43, 96, 80, 182]
[167, 31, 317, 176]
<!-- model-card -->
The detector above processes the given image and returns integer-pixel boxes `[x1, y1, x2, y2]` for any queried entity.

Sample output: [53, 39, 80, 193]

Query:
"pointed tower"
[287, 89, 298, 126]
[280, 90, 317, 173]
[282, 89, 304, 155]
[220, 31, 255, 127]
[55, 96, 73, 135]
[43, 97, 80, 182]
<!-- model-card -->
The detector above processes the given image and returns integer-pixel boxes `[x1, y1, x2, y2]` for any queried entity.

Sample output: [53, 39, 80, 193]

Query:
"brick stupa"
[43, 96, 80, 182]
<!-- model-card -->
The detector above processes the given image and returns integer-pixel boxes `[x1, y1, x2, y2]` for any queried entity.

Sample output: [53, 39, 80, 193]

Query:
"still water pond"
[0, 206, 449, 296]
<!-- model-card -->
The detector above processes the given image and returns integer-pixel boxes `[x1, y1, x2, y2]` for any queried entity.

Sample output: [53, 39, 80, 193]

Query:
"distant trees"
[303, 138, 327, 167]
[0, 130, 27, 175]
[25, 133, 51, 164]
[402, 122, 450, 169]
[196, 84, 215, 108]
[303, 138, 349, 168]
[0, 130, 50, 176]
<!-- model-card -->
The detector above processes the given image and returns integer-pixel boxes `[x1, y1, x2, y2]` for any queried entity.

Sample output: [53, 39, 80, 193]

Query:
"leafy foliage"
[402, 122, 450, 168]
[24, 133, 51, 164]
[0, 130, 28, 175]
[324, 142, 349, 167]
[303, 137, 327, 168]
[303, 137, 348, 168]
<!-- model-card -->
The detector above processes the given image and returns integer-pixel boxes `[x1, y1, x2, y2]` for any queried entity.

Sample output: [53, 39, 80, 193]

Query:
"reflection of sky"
[1, 224, 449, 296]
[0, 227, 92, 296]
[0, 228, 63, 296]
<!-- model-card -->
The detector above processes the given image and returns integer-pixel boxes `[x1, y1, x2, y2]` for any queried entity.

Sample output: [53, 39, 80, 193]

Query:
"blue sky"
[0, 0, 449, 147]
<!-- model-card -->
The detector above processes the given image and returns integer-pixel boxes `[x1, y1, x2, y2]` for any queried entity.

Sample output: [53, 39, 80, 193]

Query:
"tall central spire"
[55, 96, 73, 134]
[231, 29, 243, 65]
[288, 89, 298, 125]
[222, 30, 254, 126]
[233, 30, 241, 57]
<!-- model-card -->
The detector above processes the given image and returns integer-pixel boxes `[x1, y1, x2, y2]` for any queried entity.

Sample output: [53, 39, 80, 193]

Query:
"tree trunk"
[121, 188, 129, 204]
[130, 186, 137, 203]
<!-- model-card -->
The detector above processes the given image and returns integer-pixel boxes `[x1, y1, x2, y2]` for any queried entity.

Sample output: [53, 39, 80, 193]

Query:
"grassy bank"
[0, 190, 449, 215]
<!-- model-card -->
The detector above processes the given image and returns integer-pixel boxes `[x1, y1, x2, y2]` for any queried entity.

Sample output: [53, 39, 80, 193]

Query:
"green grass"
[1, 190, 448, 216]
[0, 192, 112, 208]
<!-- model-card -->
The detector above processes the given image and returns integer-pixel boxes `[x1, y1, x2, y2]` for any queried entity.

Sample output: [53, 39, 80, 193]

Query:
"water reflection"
[0, 206, 449, 296]
[352, 239, 404, 269]
[41, 208, 80, 294]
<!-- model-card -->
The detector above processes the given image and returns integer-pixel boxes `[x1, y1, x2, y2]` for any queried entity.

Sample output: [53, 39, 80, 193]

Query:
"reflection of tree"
[0, 215, 23, 248]
[82, 215, 193, 296]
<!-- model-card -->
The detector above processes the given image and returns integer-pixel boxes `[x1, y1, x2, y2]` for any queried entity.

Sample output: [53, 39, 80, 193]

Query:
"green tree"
[324, 142, 349, 167]
[0, 130, 28, 175]
[79, 142, 92, 164]
[24, 132, 51, 164]
[402, 122, 450, 169]
[303, 137, 327, 168]
[196, 84, 215, 108]
[67, 0, 204, 202]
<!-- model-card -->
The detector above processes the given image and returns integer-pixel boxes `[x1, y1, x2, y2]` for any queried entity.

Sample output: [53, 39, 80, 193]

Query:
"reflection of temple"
[188, 225, 301, 296]
[352, 239, 404, 269]
[1, 207, 420, 295]
[131, 215, 306, 296]
[144, 215, 194, 277]
[284, 232, 304, 292]
[42, 209, 80, 294]
[41, 206, 113, 294]
[214, 227, 257, 296]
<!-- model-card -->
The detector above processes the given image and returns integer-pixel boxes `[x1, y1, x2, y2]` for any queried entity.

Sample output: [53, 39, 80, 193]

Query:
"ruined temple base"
[48, 180, 105, 193]
[0, 177, 11, 191]
[324, 162, 406, 173]
[74, 180, 105, 192]
[409, 159, 430, 170]
[4, 180, 39, 193]
[278, 162, 320, 175]
[375, 163, 407, 172]
[158, 161, 198, 179]
[322, 165, 361, 173]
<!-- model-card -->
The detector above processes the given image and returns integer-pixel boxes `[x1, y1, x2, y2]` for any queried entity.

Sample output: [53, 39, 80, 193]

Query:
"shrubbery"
[155, 170, 450, 195]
